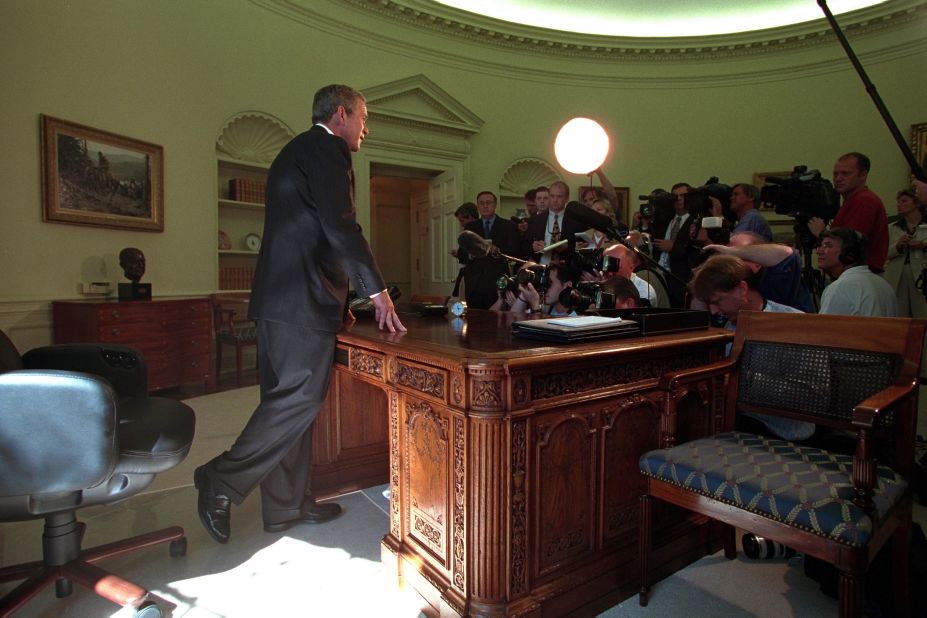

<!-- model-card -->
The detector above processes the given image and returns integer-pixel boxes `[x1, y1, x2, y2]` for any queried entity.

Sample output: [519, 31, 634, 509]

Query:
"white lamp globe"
[554, 117, 609, 175]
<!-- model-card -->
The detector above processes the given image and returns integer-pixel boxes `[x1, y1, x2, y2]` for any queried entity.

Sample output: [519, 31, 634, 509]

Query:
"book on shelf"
[219, 265, 256, 290]
[229, 178, 266, 204]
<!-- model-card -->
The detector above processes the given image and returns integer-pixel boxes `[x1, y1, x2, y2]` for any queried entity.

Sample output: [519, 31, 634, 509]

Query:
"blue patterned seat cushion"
[639, 432, 907, 547]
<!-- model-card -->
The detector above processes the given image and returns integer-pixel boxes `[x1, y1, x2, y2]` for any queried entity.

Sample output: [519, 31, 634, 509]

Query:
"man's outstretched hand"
[372, 292, 407, 333]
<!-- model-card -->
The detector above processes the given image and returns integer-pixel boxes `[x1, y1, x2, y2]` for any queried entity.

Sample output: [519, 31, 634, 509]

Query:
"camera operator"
[689, 254, 810, 440]
[601, 243, 659, 306]
[449, 202, 480, 298]
[730, 183, 773, 241]
[807, 152, 888, 273]
[816, 228, 897, 317]
[702, 231, 814, 312]
[508, 259, 581, 316]
[599, 275, 642, 309]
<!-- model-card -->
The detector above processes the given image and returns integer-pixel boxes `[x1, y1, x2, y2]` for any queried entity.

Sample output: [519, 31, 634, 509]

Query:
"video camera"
[760, 165, 839, 220]
[686, 176, 734, 221]
[636, 190, 676, 233]
[567, 247, 621, 276]
[558, 282, 614, 314]
[496, 263, 550, 295]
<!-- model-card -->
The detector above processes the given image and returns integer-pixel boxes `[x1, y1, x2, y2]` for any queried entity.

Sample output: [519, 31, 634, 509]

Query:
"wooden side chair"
[638, 311, 926, 618]
[209, 293, 257, 385]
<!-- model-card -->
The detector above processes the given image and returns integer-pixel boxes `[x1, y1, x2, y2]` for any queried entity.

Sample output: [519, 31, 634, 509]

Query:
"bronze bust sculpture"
[119, 247, 146, 283]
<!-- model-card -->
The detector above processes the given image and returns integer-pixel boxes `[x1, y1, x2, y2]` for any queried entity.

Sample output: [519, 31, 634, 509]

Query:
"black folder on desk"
[512, 315, 639, 343]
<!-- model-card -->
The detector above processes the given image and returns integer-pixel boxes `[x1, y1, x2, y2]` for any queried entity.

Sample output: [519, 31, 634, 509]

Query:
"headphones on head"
[835, 228, 866, 266]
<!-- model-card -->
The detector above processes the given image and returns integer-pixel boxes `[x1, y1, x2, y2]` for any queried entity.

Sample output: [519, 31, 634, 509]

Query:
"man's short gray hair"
[312, 84, 364, 124]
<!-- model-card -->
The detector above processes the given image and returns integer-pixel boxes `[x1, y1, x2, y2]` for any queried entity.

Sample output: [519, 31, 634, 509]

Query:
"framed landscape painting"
[41, 114, 164, 231]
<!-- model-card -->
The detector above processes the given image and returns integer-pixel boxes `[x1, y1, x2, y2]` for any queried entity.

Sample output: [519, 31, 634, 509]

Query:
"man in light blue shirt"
[689, 254, 809, 441]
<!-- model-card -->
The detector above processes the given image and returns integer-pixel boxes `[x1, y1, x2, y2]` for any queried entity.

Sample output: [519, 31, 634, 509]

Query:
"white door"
[426, 168, 461, 297]
[411, 189, 430, 296]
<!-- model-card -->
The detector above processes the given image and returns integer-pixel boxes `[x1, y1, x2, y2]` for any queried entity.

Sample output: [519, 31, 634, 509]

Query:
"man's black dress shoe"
[194, 465, 231, 544]
[263, 500, 343, 532]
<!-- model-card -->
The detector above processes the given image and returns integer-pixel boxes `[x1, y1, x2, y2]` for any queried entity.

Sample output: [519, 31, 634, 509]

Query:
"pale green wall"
[1, 0, 925, 308]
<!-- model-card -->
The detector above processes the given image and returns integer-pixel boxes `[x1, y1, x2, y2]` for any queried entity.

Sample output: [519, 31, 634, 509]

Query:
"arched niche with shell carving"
[215, 111, 294, 291]
[499, 157, 561, 199]
[216, 111, 294, 164]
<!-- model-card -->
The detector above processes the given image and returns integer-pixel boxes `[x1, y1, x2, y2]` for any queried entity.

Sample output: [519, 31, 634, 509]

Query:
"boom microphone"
[457, 229, 528, 264]
[457, 230, 493, 258]
[564, 201, 629, 240]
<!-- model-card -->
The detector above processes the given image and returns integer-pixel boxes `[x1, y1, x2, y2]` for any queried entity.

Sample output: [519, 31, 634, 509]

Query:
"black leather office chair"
[0, 329, 195, 617]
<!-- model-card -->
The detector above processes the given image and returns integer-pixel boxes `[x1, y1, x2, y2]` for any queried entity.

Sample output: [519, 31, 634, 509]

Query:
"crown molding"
[333, 0, 926, 60]
[251, 0, 927, 87]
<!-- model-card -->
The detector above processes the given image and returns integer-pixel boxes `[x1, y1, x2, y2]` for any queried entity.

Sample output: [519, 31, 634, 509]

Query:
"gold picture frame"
[41, 114, 164, 231]
[912, 122, 927, 178]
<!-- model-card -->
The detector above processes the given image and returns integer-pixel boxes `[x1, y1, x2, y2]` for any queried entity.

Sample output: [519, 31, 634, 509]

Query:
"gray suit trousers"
[206, 319, 336, 524]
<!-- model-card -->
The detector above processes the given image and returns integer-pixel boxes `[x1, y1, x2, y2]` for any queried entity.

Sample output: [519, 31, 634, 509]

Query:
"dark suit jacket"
[249, 125, 385, 333]
[522, 210, 585, 260]
[457, 216, 518, 263]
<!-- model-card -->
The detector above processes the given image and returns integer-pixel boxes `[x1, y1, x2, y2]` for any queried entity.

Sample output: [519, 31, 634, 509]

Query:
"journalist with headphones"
[816, 227, 898, 317]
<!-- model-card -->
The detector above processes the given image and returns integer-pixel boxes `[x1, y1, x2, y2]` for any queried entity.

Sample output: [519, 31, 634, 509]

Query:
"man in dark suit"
[457, 191, 517, 309]
[522, 181, 584, 264]
[195, 84, 405, 544]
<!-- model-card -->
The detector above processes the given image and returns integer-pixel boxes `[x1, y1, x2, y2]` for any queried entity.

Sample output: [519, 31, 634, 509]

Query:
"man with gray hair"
[195, 84, 405, 544]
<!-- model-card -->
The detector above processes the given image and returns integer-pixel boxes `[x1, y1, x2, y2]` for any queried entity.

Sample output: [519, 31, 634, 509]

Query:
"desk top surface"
[338, 309, 731, 366]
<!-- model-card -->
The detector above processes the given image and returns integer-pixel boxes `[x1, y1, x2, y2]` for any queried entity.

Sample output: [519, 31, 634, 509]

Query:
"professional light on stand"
[554, 117, 609, 174]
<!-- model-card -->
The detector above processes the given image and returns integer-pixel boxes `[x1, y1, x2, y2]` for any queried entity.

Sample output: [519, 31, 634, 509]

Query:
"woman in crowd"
[885, 188, 927, 317]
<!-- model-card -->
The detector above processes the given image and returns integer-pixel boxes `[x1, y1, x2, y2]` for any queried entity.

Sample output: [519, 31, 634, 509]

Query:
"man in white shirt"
[522, 181, 583, 265]
[603, 242, 657, 306]
[816, 228, 898, 317]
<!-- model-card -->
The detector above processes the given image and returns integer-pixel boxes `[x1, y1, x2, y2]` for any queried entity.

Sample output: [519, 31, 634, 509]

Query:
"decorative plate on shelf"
[218, 230, 231, 250]
[244, 233, 262, 252]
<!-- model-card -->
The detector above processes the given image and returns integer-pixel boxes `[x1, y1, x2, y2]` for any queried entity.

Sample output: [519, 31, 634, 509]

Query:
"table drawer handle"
[111, 328, 121, 337]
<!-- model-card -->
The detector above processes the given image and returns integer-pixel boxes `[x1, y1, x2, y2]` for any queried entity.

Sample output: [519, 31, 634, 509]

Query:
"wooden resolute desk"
[311, 310, 732, 616]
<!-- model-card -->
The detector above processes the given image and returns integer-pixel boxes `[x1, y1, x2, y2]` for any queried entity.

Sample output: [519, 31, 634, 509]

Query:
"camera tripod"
[793, 217, 825, 311]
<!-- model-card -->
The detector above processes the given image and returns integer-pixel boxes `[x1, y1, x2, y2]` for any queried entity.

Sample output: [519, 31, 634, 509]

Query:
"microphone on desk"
[563, 201, 629, 241]
[457, 230, 528, 264]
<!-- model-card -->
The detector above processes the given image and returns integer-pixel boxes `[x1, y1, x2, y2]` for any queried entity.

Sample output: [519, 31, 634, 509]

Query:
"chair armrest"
[658, 357, 735, 392]
[850, 377, 918, 513]
[851, 378, 918, 428]
[22, 344, 148, 398]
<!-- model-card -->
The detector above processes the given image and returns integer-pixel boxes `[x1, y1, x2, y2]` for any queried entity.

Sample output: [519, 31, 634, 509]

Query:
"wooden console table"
[313, 309, 732, 616]
[52, 297, 213, 392]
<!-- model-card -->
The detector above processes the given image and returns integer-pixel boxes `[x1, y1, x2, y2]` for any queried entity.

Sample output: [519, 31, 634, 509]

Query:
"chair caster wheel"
[134, 600, 162, 618]
[169, 537, 187, 557]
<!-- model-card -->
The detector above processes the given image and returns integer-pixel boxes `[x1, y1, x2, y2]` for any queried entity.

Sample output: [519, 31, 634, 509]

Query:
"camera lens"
[742, 533, 796, 560]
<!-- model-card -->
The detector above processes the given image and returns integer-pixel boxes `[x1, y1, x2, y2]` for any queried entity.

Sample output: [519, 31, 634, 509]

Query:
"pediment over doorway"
[363, 74, 483, 136]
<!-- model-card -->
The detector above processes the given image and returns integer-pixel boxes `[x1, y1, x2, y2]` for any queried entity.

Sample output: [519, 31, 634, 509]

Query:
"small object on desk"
[449, 299, 467, 317]
[512, 315, 638, 342]
[244, 233, 262, 252]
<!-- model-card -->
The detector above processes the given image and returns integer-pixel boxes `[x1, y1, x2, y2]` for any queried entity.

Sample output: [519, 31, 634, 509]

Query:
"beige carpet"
[143, 386, 259, 495]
